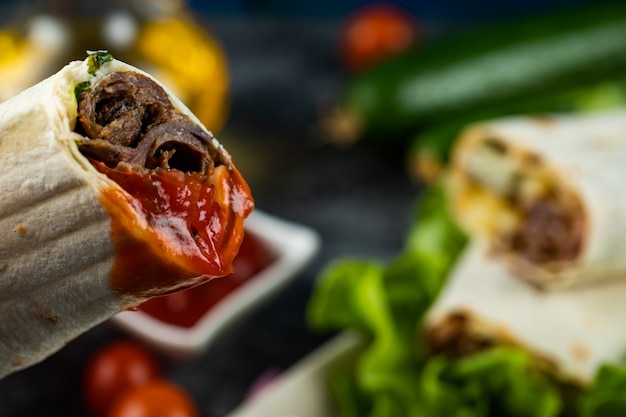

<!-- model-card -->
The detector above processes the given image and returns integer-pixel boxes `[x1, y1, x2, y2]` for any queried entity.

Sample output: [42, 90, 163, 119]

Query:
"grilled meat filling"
[75, 71, 228, 177]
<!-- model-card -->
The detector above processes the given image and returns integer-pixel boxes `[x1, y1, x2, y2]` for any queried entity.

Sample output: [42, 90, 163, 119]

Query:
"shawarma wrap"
[447, 110, 626, 289]
[0, 52, 254, 377]
[425, 242, 626, 385]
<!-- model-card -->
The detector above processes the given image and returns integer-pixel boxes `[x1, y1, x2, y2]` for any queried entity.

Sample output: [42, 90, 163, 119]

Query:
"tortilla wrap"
[448, 110, 626, 289]
[425, 242, 626, 385]
[0, 53, 253, 377]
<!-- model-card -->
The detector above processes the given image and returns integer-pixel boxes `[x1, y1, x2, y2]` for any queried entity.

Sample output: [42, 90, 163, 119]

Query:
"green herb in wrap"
[86, 50, 114, 75]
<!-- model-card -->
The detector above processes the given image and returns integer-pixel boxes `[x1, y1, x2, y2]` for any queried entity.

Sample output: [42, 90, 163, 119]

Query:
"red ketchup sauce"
[94, 161, 254, 297]
[138, 230, 277, 328]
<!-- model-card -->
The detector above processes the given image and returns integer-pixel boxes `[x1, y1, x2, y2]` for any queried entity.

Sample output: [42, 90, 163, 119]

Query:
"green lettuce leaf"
[307, 258, 422, 416]
[580, 365, 626, 417]
[307, 182, 470, 416]
[442, 347, 562, 417]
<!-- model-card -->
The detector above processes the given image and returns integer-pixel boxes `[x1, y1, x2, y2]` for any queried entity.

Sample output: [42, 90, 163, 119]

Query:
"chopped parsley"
[86, 50, 113, 76]
[74, 81, 91, 99]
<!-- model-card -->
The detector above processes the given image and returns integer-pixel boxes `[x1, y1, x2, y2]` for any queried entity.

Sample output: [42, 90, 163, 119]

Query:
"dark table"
[0, 16, 421, 417]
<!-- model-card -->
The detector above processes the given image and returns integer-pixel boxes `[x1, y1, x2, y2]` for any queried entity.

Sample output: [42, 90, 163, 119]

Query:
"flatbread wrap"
[425, 242, 626, 386]
[447, 110, 626, 289]
[0, 52, 254, 377]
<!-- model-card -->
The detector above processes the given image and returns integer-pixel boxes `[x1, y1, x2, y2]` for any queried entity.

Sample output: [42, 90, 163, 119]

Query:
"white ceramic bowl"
[111, 209, 321, 358]
[225, 331, 364, 417]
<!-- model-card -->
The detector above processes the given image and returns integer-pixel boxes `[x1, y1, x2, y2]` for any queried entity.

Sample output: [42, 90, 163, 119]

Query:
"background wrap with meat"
[425, 242, 626, 385]
[448, 110, 626, 289]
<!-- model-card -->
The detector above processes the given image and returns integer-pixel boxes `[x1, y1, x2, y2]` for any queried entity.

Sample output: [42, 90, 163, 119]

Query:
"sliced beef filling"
[427, 312, 494, 358]
[506, 195, 583, 267]
[75, 71, 228, 177]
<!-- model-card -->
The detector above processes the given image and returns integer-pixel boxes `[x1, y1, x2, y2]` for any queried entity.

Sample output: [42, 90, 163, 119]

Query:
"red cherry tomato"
[83, 341, 161, 416]
[107, 380, 200, 417]
[138, 231, 276, 327]
[341, 3, 419, 71]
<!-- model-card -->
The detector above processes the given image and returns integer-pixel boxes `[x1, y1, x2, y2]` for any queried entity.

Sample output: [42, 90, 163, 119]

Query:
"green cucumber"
[334, 1, 626, 145]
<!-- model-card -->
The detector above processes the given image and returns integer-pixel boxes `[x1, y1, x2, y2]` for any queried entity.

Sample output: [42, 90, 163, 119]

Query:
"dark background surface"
[0, 1, 598, 415]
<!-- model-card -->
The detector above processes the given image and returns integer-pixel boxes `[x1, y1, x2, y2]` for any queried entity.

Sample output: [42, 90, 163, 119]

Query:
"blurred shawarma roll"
[425, 242, 626, 386]
[0, 52, 254, 377]
[448, 110, 626, 289]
